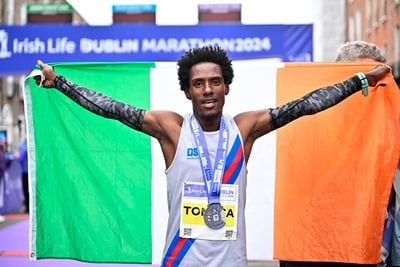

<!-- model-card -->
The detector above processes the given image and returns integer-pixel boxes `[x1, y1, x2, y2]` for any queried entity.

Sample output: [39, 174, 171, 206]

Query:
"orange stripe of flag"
[273, 63, 400, 264]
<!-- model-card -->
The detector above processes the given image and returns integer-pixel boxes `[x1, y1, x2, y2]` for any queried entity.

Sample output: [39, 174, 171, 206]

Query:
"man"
[18, 139, 28, 213]
[35, 45, 390, 266]
[336, 40, 387, 63]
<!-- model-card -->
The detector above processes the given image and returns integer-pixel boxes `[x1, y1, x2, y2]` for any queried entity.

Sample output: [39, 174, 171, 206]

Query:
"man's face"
[185, 62, 229, 122]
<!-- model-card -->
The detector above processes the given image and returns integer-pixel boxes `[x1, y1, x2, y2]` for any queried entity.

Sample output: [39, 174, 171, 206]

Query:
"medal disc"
[204, 203, 226, 230]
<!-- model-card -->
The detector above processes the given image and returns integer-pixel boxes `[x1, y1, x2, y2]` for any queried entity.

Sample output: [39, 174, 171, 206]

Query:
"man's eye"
[194, 81, 203, 88]
[213, 79, 221, 86]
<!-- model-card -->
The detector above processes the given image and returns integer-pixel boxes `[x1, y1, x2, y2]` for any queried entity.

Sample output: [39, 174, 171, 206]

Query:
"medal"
[190, 116, 229, 230]
[204, 203, 226, 230]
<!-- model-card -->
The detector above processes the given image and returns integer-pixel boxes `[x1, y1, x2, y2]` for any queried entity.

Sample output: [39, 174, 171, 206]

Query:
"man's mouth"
[202, 99, 216, 108]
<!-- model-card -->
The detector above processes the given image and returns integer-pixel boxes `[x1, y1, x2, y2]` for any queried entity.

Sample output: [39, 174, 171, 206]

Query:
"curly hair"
[177, 45, 234, 91]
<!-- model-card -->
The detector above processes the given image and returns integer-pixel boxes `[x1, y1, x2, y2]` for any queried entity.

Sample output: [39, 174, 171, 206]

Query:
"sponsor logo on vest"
[186, 147, 199, 159]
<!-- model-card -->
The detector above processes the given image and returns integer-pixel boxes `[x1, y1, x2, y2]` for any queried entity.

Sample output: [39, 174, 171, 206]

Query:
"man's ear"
[225, 85, 230, 95]
[184, 90, 192, 100]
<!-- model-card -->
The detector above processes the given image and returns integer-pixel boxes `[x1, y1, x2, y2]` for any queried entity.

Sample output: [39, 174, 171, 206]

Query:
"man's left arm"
[269, 65, 390, 131]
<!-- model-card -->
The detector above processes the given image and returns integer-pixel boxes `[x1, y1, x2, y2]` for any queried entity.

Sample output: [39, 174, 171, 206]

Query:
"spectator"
[19, 139, 28, 213]
[0, 133, 7, 222]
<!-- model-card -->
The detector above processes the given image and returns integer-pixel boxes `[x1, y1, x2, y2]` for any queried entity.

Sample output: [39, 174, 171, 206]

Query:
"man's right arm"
[35, 60, 146, 131]
[35, 60, 183, 167]
[53, 75, 146, 131]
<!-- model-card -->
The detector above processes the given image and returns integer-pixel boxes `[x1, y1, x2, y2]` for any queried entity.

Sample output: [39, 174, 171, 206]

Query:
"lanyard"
[190, 115, 229, 204]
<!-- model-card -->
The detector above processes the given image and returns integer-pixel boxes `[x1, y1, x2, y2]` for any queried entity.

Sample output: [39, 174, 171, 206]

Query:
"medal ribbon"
[190, 115, 228, 204]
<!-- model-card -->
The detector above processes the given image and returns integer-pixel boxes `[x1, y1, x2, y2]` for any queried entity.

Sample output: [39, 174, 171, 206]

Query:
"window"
[394, 27, 400, 78]
[112, 5, 156, 24]
[356, 10, 362, 40]
[198, 4, 241, 24]
[366, 0, 372, 32]
[381, 0, 387, 22]
[348, 16, 356, 41]
[373, 0, 379, 27]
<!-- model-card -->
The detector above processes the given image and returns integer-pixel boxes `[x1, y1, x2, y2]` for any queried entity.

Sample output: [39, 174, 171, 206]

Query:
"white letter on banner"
[13, 38, 45, 54]
[178, 39, 191, 51]
[167, 38, 179, 52]
[156, 38, 167, 52]
[187, 38, 203, 49]
[48, 38, 75, 54]
[142, 39, 156, 52]
[121, 40, 139, 53]
[80, 38, 91, 53]
[262, 37, 271, 50]
[243, 38, 254, 52]
[220, 39, 235, 51]
[103, 39, 114, 53]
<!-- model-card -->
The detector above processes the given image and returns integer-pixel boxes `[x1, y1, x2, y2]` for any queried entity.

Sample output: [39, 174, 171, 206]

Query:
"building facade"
[345, 0, 400, 81]
[0, 0, 82, 152]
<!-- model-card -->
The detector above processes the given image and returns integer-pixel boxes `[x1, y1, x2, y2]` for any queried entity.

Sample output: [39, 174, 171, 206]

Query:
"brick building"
[345, 0, 400, 81]
[0, 0, 82, 151]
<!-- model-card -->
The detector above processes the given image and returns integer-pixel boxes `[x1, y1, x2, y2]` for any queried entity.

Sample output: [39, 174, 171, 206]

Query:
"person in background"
[335, 40, 387, 63]
[35, 45, 390, 266]
[18, 139, 28, 213]
[0, 133, 7, 223]
[392, 162, 400, 267]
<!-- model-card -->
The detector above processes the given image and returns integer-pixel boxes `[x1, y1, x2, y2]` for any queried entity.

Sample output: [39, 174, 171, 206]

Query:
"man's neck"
[194, 114, 222, 132]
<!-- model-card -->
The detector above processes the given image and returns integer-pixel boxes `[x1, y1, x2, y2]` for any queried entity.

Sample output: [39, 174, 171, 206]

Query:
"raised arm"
[236, 64, 391, 160]
[35, 60, 146, 131]
[56, 75, 147, 130]
[268, 65, 390, 131]
[34, 61, 183, 167]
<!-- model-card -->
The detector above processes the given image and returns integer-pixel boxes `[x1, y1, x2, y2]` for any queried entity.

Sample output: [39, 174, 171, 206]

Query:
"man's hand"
[365, 64, 391, 87]
[35, 60, 57, 88]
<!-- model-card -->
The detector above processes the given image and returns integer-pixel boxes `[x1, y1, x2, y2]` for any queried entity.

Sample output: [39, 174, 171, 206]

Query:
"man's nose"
[204, 81, 213, 93]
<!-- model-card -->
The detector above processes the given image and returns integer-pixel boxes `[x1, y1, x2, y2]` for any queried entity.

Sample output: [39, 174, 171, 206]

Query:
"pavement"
[0, 213, 279, 267]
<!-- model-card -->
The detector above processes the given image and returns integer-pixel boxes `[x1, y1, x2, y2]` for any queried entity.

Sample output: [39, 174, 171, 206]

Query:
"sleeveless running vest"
[161, 114, 248, 267]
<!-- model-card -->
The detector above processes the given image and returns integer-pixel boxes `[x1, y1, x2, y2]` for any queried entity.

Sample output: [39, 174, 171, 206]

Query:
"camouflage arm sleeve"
[269, 75, 362, 130]
[54, 75, 145, 131]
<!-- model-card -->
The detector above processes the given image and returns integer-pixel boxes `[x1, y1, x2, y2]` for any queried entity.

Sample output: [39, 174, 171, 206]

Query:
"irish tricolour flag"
[24, 61, 400, 264]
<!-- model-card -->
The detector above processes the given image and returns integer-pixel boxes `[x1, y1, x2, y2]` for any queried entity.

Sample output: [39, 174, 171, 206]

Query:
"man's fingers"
[37, 60, 46, 69]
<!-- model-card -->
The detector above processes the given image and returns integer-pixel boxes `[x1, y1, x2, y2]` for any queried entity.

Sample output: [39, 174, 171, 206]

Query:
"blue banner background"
[0, 24, 313, 75]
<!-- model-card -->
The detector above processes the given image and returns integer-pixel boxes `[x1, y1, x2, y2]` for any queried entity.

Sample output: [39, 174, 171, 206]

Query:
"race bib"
[179, 181, 239, 240]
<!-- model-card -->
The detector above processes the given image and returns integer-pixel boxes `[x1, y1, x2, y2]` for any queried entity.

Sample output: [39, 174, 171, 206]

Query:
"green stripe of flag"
[27, 62, 155, 263]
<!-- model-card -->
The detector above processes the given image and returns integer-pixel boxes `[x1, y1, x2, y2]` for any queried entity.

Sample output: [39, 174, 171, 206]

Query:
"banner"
[0, 24, 312, 75]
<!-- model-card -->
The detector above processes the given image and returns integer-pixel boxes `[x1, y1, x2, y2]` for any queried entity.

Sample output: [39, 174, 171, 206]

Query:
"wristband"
[356, 72, 369, 96]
